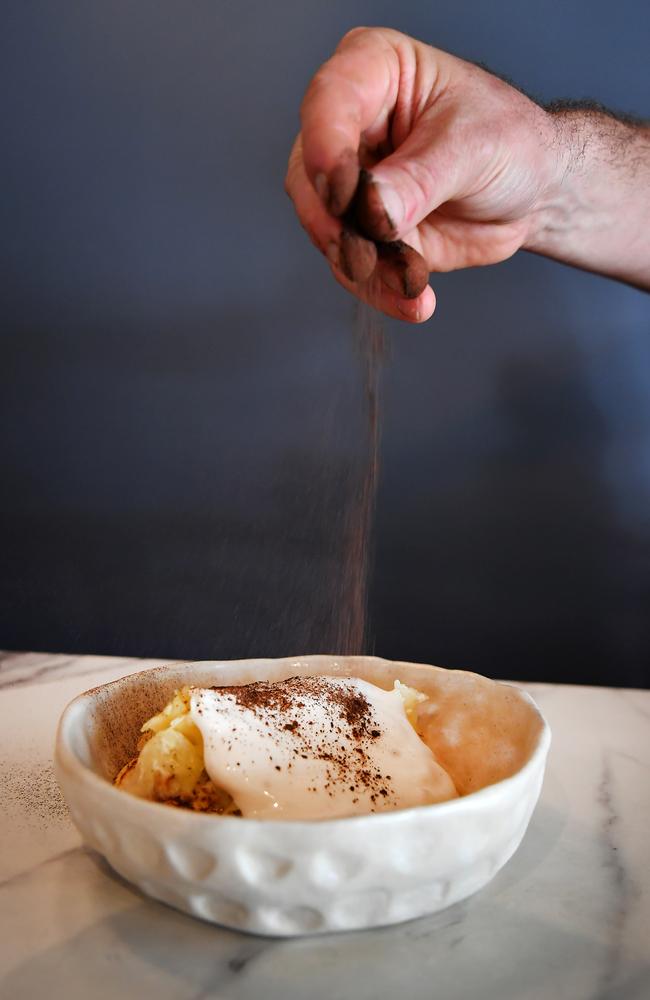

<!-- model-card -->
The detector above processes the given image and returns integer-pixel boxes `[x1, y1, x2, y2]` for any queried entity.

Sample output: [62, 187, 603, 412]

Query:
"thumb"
[353, 117, 460, 241]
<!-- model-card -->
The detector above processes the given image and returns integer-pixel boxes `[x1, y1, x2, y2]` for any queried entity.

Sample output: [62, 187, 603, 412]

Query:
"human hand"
[285, 27, 562, 322]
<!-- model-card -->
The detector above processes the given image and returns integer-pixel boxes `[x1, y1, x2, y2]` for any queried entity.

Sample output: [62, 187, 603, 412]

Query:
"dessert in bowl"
[55, 656, 550, 937]
[114, 673, 459, 819]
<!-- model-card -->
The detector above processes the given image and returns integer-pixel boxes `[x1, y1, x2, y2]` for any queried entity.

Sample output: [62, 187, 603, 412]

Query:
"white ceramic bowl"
[55, 656, 550, 937]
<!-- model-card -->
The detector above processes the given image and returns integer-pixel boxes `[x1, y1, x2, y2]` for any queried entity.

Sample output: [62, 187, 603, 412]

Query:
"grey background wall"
[1, 1, 649, 686]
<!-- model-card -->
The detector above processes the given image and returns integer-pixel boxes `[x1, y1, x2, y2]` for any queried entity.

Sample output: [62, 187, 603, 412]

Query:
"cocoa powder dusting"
[209, 676, 396, 806]
[4, 759, 70, 825]
[335, 304, 385, 654]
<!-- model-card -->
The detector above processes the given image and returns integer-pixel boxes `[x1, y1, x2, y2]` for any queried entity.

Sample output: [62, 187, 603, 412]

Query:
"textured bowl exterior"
[55, 657, 550, 937]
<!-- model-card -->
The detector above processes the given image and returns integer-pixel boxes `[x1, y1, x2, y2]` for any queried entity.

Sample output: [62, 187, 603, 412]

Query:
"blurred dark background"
[1, 2, 649, 687]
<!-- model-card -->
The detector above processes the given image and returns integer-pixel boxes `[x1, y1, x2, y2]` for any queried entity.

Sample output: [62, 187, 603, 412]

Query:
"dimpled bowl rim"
[55, 656, 551, 936]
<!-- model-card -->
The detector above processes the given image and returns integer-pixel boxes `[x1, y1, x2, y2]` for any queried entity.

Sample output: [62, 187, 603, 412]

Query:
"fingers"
[300, 29, 401, 216]
[285, 135, 341, 251]
[353, 109, 461, 242]
[286, 135, 378, 283]
[330, 260, 436, 324]
[286, 135, 434, 319]
[375, 241, 430, 299]
[301, 27, 460, 239]
[339, 229, 377, 283]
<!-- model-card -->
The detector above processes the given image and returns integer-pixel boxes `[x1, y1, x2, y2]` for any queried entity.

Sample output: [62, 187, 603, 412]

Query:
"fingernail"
[397, 300, 421, 322]
[353, 171, 404, 240]
[315, 172, 329, 204]
[326, 241, 339, 267]
[374, 182, 404, 232]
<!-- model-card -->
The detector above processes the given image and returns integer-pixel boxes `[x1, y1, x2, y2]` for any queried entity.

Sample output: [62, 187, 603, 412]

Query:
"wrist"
[522, 109, 578, 256]
[522, 106, 650, 288]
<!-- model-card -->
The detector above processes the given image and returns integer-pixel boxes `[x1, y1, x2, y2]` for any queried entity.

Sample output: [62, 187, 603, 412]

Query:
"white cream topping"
[190, 676, 457, 820]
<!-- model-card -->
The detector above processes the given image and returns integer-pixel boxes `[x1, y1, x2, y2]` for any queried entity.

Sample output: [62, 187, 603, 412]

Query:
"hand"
[285, 27, 563, 322]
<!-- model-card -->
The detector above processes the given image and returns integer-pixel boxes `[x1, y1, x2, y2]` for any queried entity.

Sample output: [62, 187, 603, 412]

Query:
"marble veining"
[1, 651, 649, 999]
[597, 751, 628, 997]
[0, 650, 165, 690]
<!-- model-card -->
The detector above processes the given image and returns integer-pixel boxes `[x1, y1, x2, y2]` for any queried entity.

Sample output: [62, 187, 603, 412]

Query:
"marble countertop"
[1, 651, 648, 1000]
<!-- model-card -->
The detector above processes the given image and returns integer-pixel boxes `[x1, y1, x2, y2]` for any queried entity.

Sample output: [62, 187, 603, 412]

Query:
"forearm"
[526, 107, 650, 290]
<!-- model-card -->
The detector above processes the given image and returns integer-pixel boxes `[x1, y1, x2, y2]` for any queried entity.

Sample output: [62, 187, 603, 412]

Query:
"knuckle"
[303, 224, 323, 252]
[405, 158, 436, 201]
[307, 64, 337, 98]
[283, 166, 296, 199]
[338, 25, 395, 52]
[284, 143, 304, 199]
[396, 159, 438, 224]
[283, 166, 296, 198]
[338, 26, 369, 49]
